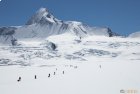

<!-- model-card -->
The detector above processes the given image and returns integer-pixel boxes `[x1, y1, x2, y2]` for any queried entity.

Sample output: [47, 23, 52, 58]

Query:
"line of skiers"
[17, 65, 100, 82]
[17, 69, 65, 82]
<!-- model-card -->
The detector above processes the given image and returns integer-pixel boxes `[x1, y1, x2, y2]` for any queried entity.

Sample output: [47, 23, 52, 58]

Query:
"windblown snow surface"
[0, 33, 140, 94]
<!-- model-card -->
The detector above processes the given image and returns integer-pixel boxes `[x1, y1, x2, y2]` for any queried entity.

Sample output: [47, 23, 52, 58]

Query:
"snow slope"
[0, 61, 140, 94]
[0, 34, 140, 94]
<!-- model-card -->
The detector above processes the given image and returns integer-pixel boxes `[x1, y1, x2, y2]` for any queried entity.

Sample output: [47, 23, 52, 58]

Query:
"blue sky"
[0, 0, 140, 36]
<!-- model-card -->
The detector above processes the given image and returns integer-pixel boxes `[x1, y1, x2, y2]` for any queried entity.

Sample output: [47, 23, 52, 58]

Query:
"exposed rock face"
[41, 40, 57, 51]
[0, 27, 17, 44]
[0, 27, 16, 35]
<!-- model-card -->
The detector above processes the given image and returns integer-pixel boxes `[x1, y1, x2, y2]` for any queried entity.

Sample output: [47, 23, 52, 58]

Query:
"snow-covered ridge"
[129, 31, 140, 38]
[1, 7, 119, 45]
[20, 7, 118, 39]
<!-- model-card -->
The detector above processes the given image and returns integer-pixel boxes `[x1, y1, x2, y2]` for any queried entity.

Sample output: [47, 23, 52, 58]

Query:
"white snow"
[0, 34, 140, 94]
[1, 7, 140, 94]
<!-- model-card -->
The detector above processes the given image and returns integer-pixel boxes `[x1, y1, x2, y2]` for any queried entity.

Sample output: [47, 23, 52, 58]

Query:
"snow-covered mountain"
[0, 8, 140, 94]
[26, 8, 62, 25]
[1, 8, 118, 45]
[129, 31, 140, 38]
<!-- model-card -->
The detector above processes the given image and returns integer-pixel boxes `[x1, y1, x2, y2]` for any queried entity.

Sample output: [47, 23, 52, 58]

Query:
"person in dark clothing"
[99, 65, 101, 68]
[54, 72, 56, 75]
[35, 75, 37, 79]
[63, 71, 64, 74]
[17, 77, 21, 82]
[48, 74, 50, 77]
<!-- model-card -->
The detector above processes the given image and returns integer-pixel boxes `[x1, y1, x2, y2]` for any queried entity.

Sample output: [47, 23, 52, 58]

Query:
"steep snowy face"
[129, 31, 140, 38]
[14, 7, 118, 39]
[26, 8, 62, 25]
[0, 7, 118, 41]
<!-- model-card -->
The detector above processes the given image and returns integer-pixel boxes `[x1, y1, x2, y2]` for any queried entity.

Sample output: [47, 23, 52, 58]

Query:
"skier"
[35, 75, 37, 79]
[99, 65, 101, 68]
[63, 71, 64, 74]
[17, 77, 21, 82]
[48, 73, 50, 77]
[54, 72, 56, 75]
